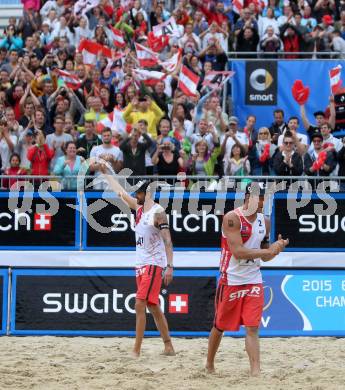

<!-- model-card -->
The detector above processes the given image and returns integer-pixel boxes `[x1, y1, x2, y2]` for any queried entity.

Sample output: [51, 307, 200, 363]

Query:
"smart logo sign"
[0, 194, 78, 248]
[11, 270, 216, 335]
[245, 61, 277, 105]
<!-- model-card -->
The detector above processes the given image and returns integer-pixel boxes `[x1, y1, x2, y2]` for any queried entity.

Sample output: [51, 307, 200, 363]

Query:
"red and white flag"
[329, 65, 343, 94]
[109, 25, 126, 48]
[202, 70, 235, 90]
[96, 108, 127, 135]
[57, 69, 82, 90]
[158, 50, 181, 73]
[232, 0, 244, 14]
[132, 68, 166, 86]
[178, 65, 200, 97]
[78, 39, 112, 65]
[134, 42, 159, 67]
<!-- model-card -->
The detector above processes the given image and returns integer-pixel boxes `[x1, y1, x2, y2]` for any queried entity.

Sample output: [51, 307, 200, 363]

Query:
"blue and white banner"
[232, 60, 345, 131]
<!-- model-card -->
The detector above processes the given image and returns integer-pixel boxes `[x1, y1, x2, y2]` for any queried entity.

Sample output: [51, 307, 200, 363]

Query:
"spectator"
[300, 103, 335, 136]
[27, 130, 54, 176]
[123, 95, 164, 139]
[120, 125, 154, 176]
[277, 117, 308, 156]
[187, 139, 220, 176]
[152, 137, 185, 182]
[304, 131, 337, 177]
[0, 118, 18, 170]
[258, 7, 280, 38]
[46, 115, 73, 169]
[268, 108, 288, 144]
[16, 128, 35, 170]
[236, 27, 260, 57]
[76, 120, 102, 160]
[224, 144, 250, 179]
[199, 38, 227, 71]
[0, 25, 23, 51]
[280, 23, 304, 59]
[2, 153, 27, 189]
[221, 117, 249, 160]
[203, 95, 229, 134]
[249, 127, 277, 176]
[188, 118, 218, 152]
[273, 132, 304, 176]
[330, 30, 345, 58]
[301, 5, 317, 32]
[259, 26, 283, 56]
[53, 141, 84, 190]
[234, 8, 258, 36]
[89, 127, 123, 189]
[317, 122, 343, 152]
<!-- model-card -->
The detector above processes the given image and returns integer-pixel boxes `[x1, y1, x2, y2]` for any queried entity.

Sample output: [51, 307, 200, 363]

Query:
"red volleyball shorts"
[136, 265, 163, 305]
[213, 283, 264, 331]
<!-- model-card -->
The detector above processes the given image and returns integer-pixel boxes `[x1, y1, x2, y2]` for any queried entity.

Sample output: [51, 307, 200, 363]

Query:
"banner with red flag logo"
[147, 32, 170, 52]
[178, 65, 200, 97]
[158, 50, 182, 73]
[132, 68, 166, 86]
[109, 25, 126, 48]
[78, 40, 113, 65]
[202, 70, 234, 90]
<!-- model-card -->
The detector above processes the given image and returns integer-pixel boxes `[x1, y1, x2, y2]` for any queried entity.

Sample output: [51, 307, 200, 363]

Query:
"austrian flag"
[132, 68, 166, 86]
[178, 65, 200, 97]
[134, 42, 159, 67]
[57, 69, 82, 90]
[109, 25, 126, 48]
[329, 65, 343, 95]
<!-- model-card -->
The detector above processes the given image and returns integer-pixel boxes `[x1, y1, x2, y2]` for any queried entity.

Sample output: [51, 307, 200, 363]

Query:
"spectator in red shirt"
[27, 129, 54, 175]
[2, 152, 27, 189]
[191, 0, 228, 27]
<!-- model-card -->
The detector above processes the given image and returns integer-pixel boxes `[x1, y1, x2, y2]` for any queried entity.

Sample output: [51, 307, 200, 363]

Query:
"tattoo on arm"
[228, 218, 235, 228]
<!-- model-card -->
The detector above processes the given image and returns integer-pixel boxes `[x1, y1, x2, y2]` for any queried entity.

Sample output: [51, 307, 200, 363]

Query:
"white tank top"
[220, 207, 266, 286]
[135, 203, 167, 268]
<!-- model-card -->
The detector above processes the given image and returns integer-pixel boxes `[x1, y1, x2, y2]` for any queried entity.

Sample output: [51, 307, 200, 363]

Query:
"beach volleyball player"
[101, 172, 175, 357]
[206, 182, 289, 376]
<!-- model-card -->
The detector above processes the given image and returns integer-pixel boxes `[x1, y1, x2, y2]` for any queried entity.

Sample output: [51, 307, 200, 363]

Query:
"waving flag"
[74, 0, 100, 16]
[147, 32, 170, 52]
[158, 50, 182, 73]
[57, 69, 82, 90]
[134, 42, 159, 67]
[109, 25, 126, 48]
[132, 68, 166, 86]
[78, 40, 113, 65]
[329, 65, 343, 95]
[152, 17, 181, 38]
[178, 65, 200, 97]
[202, 70, 235, 90]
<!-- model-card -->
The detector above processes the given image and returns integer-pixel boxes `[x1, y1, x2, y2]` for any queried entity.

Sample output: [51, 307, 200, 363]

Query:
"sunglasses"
[284, 141, 294, 145]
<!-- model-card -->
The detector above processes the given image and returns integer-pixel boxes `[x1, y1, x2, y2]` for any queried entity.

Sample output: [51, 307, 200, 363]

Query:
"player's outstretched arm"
[99, 164, 138, 210]
[155, 211, 174, 286]
[224, 212, 280, 260]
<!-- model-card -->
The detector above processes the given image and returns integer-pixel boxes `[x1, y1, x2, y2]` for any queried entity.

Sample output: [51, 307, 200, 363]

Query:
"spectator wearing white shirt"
[40, 0, 65, 19]
[258, 7, 280, 37]
[131, 0, 148, 21]
[0, 119, 18, 171]
[51, 16, 74, 44]
[277, 5, 295, 27]
[277, 117, 308, 156]
[331, 30, 345, 58]
[74, 17, 92, 46]
[89, 127, 123, 189]
[187, 118, 217, 153]
[220, 116, 249, 161]
[179, 23, 202, 52]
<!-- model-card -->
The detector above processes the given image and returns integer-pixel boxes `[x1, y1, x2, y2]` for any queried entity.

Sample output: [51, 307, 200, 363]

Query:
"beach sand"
[0, 337, 344, 390]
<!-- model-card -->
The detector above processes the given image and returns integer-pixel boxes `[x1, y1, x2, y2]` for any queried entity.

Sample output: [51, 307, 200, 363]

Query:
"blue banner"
[232, 60, 345, 131]
[8, 268, 345, 336]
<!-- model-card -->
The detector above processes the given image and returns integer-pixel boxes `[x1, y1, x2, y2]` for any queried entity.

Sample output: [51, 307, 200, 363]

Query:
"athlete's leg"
[133, 298, 147, 357]
[206, 326, 223, 373]
[245, 326, 260, 376]
[147, 304, 175, 355]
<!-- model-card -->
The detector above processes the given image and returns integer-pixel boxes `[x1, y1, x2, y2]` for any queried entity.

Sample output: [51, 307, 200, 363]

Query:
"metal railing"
[226, 51, 345, 60]
[0, 175, 344, 192]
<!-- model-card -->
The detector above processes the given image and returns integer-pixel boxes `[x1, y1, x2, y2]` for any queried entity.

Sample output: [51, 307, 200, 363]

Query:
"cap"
[245, 182, 266, 196]
[322, 14, 333, 25]
[26, 129, 35, 136]
[313, 110, 325, 117]
[135, 180, 151, 194]
[229, 116, 239, 124]
[310, 130, 323, 141]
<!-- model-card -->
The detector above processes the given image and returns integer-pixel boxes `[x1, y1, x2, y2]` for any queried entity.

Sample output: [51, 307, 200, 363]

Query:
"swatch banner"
[232, 60, 345, 130]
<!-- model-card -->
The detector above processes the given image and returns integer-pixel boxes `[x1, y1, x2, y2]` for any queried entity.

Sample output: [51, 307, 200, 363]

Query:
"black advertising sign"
[0, 193, 79, 249]
[245, 61, 277, 106]
[84, 192, 235, 250]
[0, 269, 8, 335]
[273, 194, 345, 250]
[11, 269, 217, 335]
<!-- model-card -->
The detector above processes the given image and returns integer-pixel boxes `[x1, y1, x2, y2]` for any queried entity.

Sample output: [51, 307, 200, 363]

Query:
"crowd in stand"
[0, 0, 344, 190]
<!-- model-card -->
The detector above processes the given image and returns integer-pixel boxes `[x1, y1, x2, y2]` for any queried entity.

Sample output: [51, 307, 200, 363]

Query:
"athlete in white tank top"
[135, 203, 168, 268]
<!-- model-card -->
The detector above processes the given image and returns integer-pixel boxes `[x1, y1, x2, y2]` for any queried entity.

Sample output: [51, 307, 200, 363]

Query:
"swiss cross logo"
[168, 294, 189, 314]
[34, 213, 52, 231]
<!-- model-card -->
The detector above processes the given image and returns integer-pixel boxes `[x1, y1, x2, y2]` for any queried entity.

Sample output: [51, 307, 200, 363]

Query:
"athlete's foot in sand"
[161, 340, 175, 356]
[132, 349, 141, 358]
[250, 368, 260, 377]
[205, 363, 215, 374]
